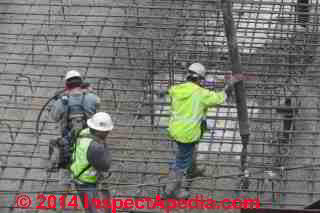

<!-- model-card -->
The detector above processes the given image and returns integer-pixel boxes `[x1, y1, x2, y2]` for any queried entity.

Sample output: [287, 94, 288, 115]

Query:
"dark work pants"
[75, 182, 111, 213]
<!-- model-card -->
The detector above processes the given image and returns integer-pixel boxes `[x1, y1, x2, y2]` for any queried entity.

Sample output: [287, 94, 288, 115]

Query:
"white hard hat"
[87, 112, 114, 132]
[65, 70, 81, 81]
[188, 63, 206, 77]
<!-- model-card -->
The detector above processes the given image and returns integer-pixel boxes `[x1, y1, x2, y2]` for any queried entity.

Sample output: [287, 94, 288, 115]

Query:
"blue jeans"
[172, 142, 196, 173]
[164, 142, 197, 197]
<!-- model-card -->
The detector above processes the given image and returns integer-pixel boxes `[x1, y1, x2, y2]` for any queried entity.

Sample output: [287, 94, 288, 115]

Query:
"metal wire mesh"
[0, 0, 320, 212]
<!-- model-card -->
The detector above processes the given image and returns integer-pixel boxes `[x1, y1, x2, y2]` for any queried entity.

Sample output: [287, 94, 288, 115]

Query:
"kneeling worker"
[70, 112, 113, 213]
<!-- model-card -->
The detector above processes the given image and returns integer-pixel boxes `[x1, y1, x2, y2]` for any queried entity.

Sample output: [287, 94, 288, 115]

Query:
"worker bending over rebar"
[158, 63, 238, 199]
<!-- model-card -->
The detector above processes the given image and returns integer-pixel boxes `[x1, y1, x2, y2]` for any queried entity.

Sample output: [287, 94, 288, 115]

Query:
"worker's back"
[48, 86, 101, 170]
[168, 82, 225, 143]
[51, 86, 100, 135]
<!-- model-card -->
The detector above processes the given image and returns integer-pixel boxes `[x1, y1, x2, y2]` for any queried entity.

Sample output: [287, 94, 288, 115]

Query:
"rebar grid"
[0, 0, 319, 212]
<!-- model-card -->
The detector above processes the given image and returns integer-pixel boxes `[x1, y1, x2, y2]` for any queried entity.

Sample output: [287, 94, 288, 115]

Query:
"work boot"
[163, 169, 184, 199]
[191, 167, 206, 178]
[176, 189, 191, 199]
[162, 189, 190, 200]
[187, 165, 206, 179]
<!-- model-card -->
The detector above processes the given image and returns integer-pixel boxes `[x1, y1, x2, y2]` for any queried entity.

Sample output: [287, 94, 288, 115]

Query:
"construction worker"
[159, 62, 238, 199]
[48, 70, 101, 210]
[50, 70, 101, 138]
[70, 112, 113, 213]
[49, 70, 101, 168]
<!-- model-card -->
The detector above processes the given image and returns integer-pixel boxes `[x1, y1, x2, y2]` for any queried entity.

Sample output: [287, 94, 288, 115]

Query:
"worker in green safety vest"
[70, 112, 113, 213]
[158, 62, 239, 199]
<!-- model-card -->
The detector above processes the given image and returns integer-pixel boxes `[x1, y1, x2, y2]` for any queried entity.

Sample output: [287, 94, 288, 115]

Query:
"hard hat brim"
[187, 71, 205, 79]
[87, 118, 114, 132]
[65, 75, 81, 81]
[65, 76, 80, 81]
[65, 70, 81, 81]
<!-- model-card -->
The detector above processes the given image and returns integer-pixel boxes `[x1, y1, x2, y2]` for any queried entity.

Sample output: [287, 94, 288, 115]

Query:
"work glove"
[224, 84, 234, 103]
[224, 74, 242, 102]
[224, 83, 233, 96]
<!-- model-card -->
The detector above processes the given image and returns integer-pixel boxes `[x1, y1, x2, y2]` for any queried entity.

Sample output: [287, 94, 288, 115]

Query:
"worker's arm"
[50, 99, 65, 122]
[223, 78, 242, 102]
[87, 141, 111, 172]
[201, 88, 226, 108]
[154, 88, 169, 98]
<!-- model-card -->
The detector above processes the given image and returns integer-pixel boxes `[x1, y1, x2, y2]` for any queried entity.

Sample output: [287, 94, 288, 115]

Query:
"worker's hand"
[226, 77, 240, 87]
[224, 84, 233, 95]
[155, 88, 168, 98]
[224, 84, 234, 103]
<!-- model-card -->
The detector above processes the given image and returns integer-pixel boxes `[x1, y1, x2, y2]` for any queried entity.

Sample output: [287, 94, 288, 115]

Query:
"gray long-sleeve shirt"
[50, 87, 101, 133]
[87, 141, 111, 172]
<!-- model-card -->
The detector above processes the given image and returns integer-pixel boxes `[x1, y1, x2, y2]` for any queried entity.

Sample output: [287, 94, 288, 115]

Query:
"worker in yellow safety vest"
[70, 112, 113, 213]
[158, 62, 239, 199]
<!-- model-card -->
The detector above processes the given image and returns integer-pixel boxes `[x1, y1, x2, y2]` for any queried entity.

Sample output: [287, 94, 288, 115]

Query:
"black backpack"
[57, 91, 91, 169]
[62, 91, 90, 133]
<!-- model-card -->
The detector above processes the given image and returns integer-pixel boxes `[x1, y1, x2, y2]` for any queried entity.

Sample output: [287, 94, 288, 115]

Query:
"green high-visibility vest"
[168, 82, 225, 143]
[70, 128, 97, 184]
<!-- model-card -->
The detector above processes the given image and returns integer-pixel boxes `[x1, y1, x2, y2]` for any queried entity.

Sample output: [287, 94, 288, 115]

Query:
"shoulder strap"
[79, 91, 89, 117]
[64, 90, 88, 109]
[71, 91, 90, 117]
[74, 164, 91, 179]
[59, 93, 70, 123]
[79, 91, 86, 107]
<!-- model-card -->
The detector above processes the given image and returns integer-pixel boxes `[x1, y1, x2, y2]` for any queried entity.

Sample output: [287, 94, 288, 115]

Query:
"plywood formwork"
[0, 0, 320, 212]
